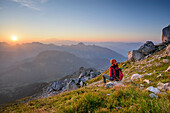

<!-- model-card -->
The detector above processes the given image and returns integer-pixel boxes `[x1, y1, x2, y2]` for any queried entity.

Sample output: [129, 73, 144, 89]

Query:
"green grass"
[1, 85, 169, 113]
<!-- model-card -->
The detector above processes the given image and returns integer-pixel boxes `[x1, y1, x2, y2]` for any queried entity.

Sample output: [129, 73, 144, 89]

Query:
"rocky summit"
[162, 25, 170, 43]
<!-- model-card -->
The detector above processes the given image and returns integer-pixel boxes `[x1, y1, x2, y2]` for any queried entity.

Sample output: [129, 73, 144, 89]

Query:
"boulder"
[165, 66, 170, 72]
[131, 74, 141, 80]
[80, 81, 84, 87]
[105, 82, 114, 89]
[50, 81, 63, 91]
[138, 41, 156, 55]
[162, 25, 170, 43]
[145, 73, 152, 76]
[163, 59, 169, 63]
[146, 86, 161, 94]
[157, 74, 162, 78]
[157, 82, 170, 91]
[143, 79, 151, 84]
[127, 50, 144, 62]
[149, 93, 158, 98]
[73, 78, 80, 84]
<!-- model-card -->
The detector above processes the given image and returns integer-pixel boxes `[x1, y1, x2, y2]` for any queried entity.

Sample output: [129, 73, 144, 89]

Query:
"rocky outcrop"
[43, 67, 101, 97]
[127, 41, 169, 62]
[162, 25, 170, 43]
[127, 26, 170, 62]
[138, 41, 155, 55]
[127, 41, 156, 62]
[127, 50, 144, 62]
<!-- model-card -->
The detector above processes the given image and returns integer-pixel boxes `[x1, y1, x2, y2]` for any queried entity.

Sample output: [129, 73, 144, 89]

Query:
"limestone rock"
[146, 86, 161, 94]
[145, 73, 152, 76]
[162, 25, 170, 43]
[157, 74, 162, 78]
[143, 79, 151, 84]
[127, 50, 144, 62]
[105, 82, 114, 89]
[149, 93, 158, 98]
[163, 59, 169, 63]
[165, 66, 170, 72]
[138, 41, 155, 55]
[157, 82, 170, 91]
[131, 74, 141, 80]
[80, 81, 84, 87]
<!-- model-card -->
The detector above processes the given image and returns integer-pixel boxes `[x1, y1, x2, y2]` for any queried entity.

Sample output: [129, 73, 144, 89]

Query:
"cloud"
[12, 0, 49, 11]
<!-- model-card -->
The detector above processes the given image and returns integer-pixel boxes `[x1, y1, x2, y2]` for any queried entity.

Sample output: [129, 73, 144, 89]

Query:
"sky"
[0, 0, 170, 43]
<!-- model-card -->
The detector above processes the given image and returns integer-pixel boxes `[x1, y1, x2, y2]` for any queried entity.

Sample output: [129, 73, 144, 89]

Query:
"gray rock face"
[43, 67, 101, 97]
[127, 50, 144, 62]
[138, 41, 155, 55]
[162, 25, 170, 43]
[165, 45, 170, 56]
[66, 80, 78, 90]
[50, 81, 63, 91]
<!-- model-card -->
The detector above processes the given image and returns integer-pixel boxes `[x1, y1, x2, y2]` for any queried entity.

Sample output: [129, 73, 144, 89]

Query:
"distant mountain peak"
[77, 42, 85, 46]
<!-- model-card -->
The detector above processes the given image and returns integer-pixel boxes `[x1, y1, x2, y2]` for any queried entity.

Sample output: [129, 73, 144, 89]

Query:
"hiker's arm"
[109, 67, 113, 77]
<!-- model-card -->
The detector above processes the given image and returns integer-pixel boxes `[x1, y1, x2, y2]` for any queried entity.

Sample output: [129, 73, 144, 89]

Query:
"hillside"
[0, 50, 89, 104]
[0, 43, 169, 112]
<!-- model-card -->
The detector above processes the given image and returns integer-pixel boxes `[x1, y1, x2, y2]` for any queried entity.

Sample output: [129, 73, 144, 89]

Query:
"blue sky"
[0, 0, 170, 43]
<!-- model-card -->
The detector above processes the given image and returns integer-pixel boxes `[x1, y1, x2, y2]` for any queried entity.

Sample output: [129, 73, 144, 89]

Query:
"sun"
[11, 36, 18, 41]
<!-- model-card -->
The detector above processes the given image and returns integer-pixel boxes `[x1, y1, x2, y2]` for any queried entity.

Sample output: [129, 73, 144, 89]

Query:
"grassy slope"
[1, 49, 170, 113]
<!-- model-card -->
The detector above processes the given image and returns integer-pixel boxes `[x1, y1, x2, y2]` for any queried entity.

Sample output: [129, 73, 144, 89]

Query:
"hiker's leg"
[103, 74, 110, 83]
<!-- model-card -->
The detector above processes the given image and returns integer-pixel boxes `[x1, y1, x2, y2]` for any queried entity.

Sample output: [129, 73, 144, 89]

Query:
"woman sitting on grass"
[103, 59, 123, 84]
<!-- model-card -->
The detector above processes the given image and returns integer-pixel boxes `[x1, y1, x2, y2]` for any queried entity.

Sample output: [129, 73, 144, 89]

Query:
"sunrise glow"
[11, 36, 18, 41]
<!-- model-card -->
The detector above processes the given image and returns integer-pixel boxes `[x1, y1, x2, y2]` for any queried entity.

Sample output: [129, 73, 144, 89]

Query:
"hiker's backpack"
[111, 67, 123, 81]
